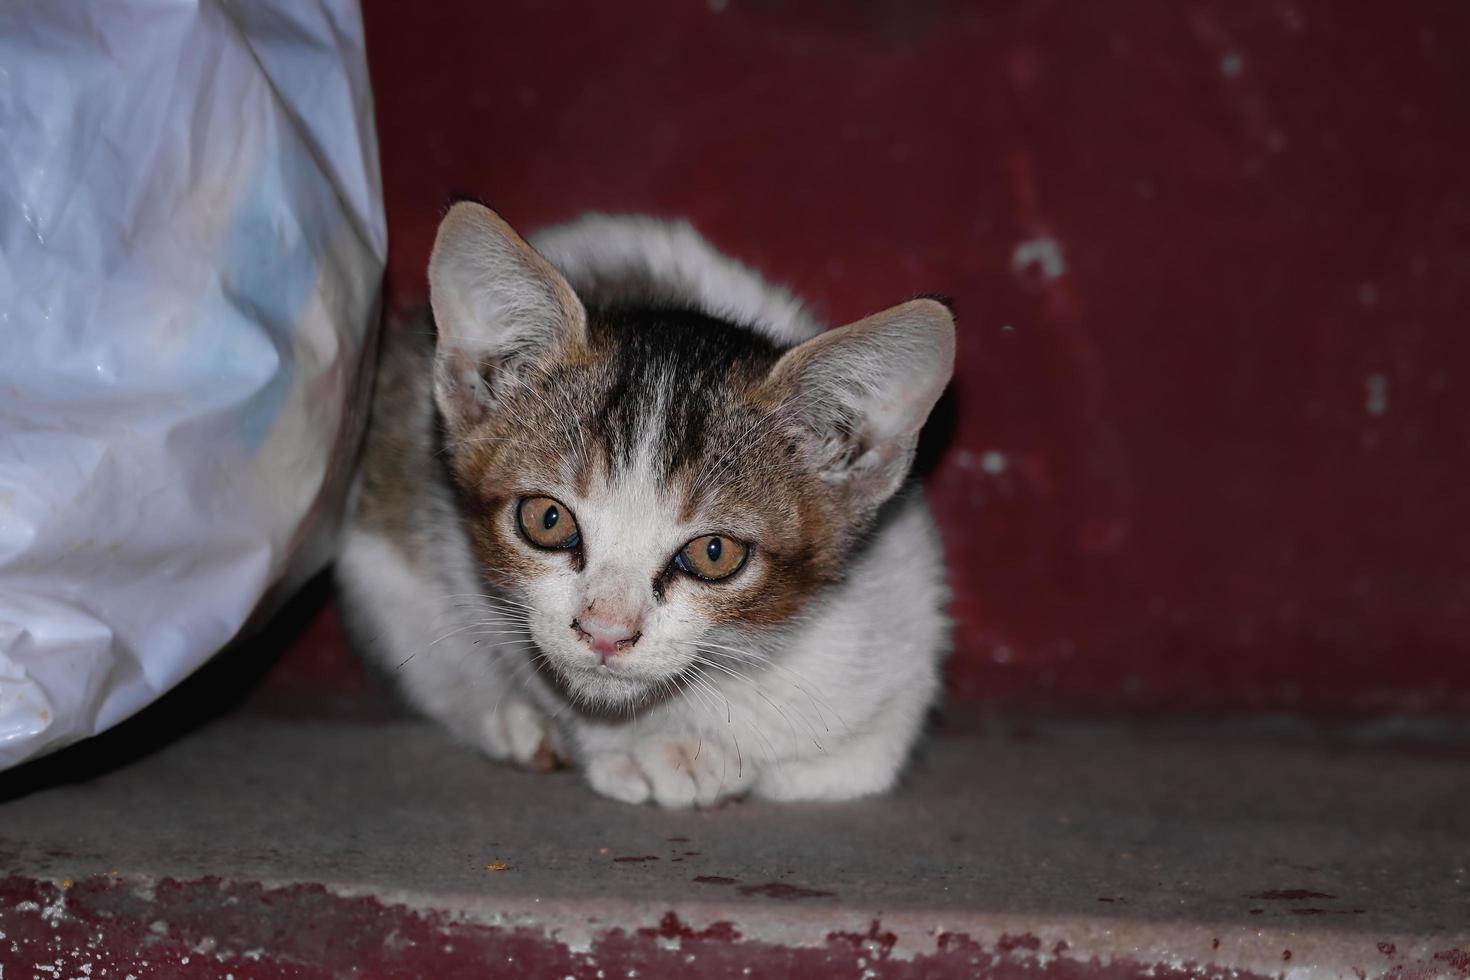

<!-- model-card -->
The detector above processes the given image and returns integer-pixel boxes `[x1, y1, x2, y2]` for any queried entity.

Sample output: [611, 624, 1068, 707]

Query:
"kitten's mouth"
[562, 658, 644, 684]
[552, 655, 640, 687]
[549, 651, 668, 709]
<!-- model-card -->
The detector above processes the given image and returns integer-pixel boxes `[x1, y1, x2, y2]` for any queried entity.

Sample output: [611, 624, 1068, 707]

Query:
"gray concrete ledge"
[1, 716, 1467, 977]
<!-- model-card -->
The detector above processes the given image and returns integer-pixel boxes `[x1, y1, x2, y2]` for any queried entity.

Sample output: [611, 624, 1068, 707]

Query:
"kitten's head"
[428, 203, 953, 711]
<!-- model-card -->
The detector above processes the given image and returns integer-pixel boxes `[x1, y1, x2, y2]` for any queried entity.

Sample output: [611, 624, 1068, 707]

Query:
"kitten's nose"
[571, 613, 642, 658]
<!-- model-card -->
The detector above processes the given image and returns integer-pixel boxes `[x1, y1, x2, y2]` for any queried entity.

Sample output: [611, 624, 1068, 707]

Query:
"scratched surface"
[333, 0, 1470, 712]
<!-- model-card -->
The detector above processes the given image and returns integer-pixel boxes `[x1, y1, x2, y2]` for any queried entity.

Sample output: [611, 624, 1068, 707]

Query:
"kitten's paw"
[479, 699, 564, 772]
[753, 743, 902, 802]
[584, 751, 653, 805]
[584, 738, 749, 809]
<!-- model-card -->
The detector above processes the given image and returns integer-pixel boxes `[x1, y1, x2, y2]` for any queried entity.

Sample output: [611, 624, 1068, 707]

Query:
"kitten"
[336, 203, 953, 807]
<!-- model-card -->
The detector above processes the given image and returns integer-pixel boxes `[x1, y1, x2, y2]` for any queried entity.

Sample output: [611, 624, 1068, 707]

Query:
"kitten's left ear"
[763, 298, 955, 507]
[428, 202, 587, 431]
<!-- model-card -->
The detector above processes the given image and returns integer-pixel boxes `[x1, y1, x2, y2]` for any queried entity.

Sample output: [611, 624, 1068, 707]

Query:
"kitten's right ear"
[428, 202, 587, 430]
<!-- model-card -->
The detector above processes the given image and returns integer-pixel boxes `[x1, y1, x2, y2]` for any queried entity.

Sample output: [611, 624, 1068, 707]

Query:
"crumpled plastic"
[0, 0, 386, 770]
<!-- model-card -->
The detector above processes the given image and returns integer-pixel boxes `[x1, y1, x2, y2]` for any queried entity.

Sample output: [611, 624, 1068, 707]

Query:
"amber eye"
[675, 534, 748, 581]
[517, 496, 580, 550]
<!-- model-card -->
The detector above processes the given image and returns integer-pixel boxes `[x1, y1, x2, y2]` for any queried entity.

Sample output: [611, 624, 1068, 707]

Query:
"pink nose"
[572, 615, 642, 658]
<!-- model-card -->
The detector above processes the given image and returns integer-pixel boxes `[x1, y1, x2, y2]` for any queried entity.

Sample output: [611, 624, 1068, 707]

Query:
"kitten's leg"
[479, 696, 567, 772]
[750, 688, 933, 804]
[750, 727, 915, 802]
[337, 529, 563, 771]
[581, 731, 755, 808]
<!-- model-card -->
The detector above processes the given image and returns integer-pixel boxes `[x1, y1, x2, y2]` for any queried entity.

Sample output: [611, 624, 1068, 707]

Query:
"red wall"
[357, 0, 1470, 713]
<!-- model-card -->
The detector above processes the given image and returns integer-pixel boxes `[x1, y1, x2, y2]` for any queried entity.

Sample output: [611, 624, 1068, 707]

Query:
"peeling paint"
[1011, 237, 1068, 282]
[1365, 374, 1389, 417]
[12, 873, 1466, 979]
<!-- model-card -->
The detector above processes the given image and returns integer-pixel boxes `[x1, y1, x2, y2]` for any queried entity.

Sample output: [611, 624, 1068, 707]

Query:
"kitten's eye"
[675, 535, 748, 581]
[517, 496, 580, 550]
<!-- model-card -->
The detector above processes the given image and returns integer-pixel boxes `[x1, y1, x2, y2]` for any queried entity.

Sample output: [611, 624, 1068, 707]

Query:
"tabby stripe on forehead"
[660, 381, 709, 481]
[583, 305, 786, 484]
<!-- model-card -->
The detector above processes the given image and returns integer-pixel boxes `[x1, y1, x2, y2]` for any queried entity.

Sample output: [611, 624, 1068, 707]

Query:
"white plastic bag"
[0, 0, 387, 770]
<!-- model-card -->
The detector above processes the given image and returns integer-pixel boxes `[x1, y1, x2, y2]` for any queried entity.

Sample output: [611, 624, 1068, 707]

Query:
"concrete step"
[2, 708, 1467, 978]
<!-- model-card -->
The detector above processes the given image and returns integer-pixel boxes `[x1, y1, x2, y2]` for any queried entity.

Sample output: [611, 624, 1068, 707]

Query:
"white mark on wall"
[1365, 374, 1389, 417]
[1011, 237, 1068, 282]
[980, 450, 1008, 475]
[1220, 51, 1244, 77]
[993, 645, 1015, 664]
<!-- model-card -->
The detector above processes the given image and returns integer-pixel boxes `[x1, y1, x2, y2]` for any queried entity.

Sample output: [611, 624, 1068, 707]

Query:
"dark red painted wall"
[348, 0, 1470, 713]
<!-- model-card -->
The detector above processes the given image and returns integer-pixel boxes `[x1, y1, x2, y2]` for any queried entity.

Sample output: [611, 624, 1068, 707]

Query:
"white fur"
[337, 215, 950, 807]
[530, 214, 822, 344]
[336, 510, 567, 767]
